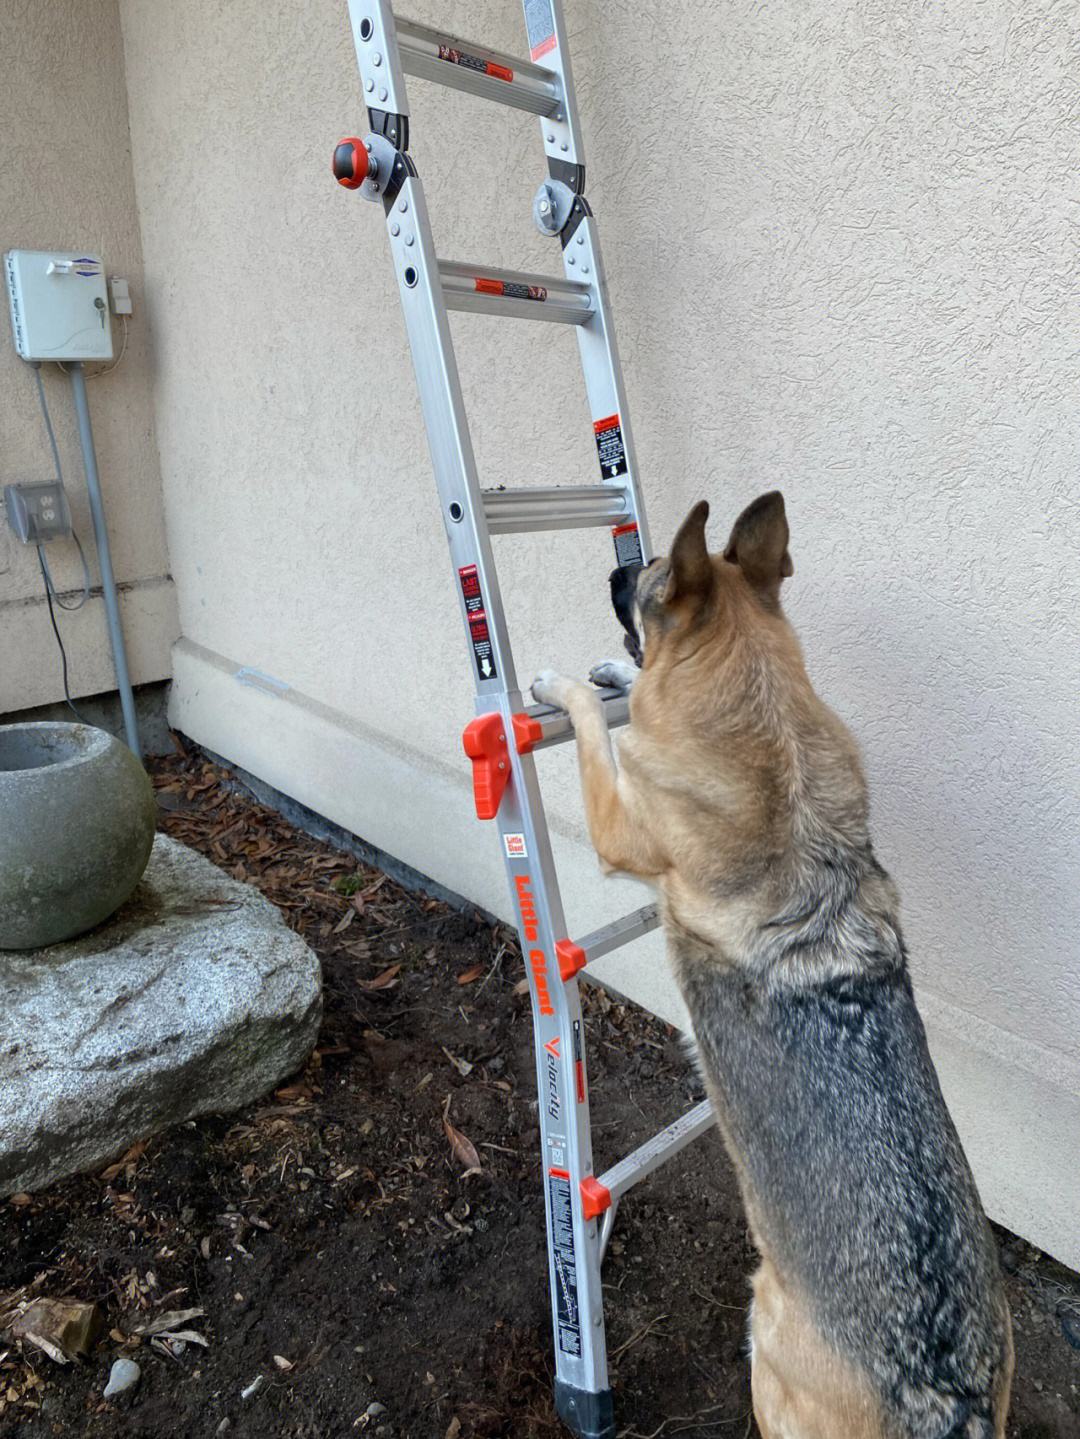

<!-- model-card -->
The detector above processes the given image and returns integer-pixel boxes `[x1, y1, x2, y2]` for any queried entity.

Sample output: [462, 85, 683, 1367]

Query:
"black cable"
[38, 545, 89, 724]
[32, 362, 92, 610]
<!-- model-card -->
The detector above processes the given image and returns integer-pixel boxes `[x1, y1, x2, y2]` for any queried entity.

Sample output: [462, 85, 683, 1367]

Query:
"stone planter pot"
[0, 723, 155, 950]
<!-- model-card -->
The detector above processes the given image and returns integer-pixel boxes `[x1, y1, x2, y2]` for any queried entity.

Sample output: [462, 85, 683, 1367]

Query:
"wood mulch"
[1, 741, 1077, 1437]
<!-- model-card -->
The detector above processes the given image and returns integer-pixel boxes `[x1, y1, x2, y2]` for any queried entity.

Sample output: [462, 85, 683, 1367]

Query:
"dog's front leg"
[588, 658, 639, 695]
[531, 671, 664, 877]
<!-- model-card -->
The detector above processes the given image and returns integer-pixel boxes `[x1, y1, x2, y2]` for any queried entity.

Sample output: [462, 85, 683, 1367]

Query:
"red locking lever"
[462, 714, 510, 821]
[332, 136, 374, 189]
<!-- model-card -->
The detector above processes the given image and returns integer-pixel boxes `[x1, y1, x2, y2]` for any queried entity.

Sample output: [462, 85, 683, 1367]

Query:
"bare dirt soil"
[1, 744, 1078, 1439]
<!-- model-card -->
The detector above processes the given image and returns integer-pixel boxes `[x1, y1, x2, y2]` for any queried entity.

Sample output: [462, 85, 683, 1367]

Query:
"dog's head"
[608, 492, 794, 669]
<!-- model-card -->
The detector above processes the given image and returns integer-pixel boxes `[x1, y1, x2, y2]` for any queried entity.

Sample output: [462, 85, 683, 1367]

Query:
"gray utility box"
[5, 250, 113, 363]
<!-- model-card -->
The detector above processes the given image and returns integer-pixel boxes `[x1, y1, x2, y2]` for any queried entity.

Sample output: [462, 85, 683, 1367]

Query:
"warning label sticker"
[524, 0, 557, 59]
[437, 45, 513, 83]
[573, 1019, 585, 1103]
[458, 565, 498, 681]
[593, 413, 628, 480]
[547, 1169, 581, 1356]
[474, 277, 547, 302]
[612, 521, 644, 568]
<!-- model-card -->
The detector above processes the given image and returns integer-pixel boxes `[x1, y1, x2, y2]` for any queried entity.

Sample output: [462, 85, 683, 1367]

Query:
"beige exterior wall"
[117, 1, 1078, 1266]
[0, 0, 177, 715]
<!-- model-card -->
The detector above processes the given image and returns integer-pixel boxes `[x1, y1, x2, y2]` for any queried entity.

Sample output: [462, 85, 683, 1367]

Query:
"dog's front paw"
[589, 658, 638, 694]
[531, 670, 576, 710]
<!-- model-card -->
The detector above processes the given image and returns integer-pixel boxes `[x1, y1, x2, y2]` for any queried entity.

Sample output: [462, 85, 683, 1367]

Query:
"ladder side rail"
[563, 213, 653, 561]
[518, 0, 584, 170]
[491, 733, 612, 1415]
[381, 171, 520, 696]
[348, 0, 409, 123]
[366, 97, 613, 1421]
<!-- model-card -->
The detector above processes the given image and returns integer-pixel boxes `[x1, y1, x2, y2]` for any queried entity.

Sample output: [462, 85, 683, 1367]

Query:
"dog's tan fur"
[532, 495, 1011, 1438]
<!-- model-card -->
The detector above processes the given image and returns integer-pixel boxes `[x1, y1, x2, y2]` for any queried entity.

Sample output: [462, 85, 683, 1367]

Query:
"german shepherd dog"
[531, 495, 1012, 1438]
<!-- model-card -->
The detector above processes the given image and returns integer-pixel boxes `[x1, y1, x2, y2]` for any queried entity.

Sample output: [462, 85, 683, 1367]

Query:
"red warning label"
[612, 521, 643, 568]
[458, 565, 498, 681]
[437, 45, 513, 82]
[593, 413, 628, 479]
[474, 277, 548, 301]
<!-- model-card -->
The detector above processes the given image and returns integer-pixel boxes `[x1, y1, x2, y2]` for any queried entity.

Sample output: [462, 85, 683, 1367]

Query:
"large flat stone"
[0, 834, 322, 1196]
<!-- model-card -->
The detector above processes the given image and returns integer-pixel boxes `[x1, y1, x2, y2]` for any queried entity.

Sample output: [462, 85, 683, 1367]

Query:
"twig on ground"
[609, 1313, 670, 1362]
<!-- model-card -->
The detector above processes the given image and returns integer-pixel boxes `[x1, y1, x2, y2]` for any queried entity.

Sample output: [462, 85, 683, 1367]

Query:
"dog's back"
[674, 914, 1012, 1439]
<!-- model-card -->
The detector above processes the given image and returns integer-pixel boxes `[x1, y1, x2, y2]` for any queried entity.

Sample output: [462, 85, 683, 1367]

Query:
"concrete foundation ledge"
[0, 833, 322, 1197]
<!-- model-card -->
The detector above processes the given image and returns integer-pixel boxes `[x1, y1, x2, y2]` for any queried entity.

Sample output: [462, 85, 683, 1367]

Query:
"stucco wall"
[119, 0, 1079, 1267]
[0, 0, 176, 715]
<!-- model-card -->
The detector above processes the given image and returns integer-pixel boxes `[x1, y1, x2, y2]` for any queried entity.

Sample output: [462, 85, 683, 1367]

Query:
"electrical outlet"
[4, 482, 72, 544]
[109, 275, 132, 316]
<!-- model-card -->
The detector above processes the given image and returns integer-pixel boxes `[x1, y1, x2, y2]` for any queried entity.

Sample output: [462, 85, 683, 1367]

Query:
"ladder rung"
[597, 1101, 715, 1207]
[483, 485, 630, 534]
[567, 904, 660, 965]
[520, 685, 630, 749]
[395, 16, 562, 117]
[439, 260, 592, 325]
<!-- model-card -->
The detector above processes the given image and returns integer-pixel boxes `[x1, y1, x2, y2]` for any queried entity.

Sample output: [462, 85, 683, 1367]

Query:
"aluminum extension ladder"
[333, 5, 714, 1433]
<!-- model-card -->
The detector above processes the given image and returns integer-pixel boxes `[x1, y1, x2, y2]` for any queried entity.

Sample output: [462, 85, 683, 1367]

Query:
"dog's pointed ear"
[724, 492, 793, 598]
[664, 501, 713, 605]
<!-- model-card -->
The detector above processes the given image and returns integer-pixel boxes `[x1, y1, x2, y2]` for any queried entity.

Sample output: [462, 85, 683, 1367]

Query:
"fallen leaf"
[274, 1083, 313, 1103]
[358, 964, 401, 992]
[330, 873, 365, 896]
[158, 1329, 208, 1347]
[441, 1101, 481, 1172]
[273, 1354, 293, 1371]
[100, 1143, 143, 1180]
[446, 1418, 462, 1438]
[8, 1195, 32, 1208]
[456, 964, 485, 986]
[133, 1307, 205, 1337]
[332, 910, 355, 934]
[513, 978, 530, 997]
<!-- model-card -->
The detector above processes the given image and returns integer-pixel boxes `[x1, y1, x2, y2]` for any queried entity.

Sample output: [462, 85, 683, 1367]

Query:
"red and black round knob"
[332, 137, 374, 189]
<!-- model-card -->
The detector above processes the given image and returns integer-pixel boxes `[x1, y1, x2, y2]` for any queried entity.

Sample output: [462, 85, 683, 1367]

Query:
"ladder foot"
[554, 1379, 616, 1439]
